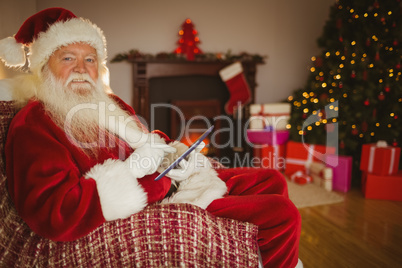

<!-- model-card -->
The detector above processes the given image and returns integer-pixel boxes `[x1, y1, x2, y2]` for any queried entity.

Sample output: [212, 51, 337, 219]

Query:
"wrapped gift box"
[309, 161, 333, 191]
[326, 155, 353, 192]
[362, 171, 402, 201]
[253, 144, 286, 171]
[246, 129, 289, 145]
[249, 103, 291, 130]
[285, 141, 336, 176]
[360, 141, 400, 176]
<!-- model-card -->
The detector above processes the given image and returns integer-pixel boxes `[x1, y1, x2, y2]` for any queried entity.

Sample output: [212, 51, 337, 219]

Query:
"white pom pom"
[0, 37, 26, 67]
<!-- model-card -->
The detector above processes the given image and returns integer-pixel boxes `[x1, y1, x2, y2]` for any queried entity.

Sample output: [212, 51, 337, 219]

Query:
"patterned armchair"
[0, 79, 260, 267]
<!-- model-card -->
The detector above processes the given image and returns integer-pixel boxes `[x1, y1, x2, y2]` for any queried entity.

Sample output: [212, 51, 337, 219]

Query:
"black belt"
[164, 182, 178, 198]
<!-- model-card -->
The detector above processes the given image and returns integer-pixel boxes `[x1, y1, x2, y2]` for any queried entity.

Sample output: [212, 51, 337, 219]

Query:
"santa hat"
[0, 7, 107, 73]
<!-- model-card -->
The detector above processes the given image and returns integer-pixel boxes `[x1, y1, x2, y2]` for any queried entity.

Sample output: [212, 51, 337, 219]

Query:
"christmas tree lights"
[287, 0, 402, 184]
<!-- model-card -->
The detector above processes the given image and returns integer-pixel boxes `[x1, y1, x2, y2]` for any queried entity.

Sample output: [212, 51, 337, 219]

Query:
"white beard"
[37, 66, 147, 156]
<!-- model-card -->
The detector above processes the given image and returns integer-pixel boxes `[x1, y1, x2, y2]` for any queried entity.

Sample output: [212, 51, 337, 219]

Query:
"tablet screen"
[154, 125, 214, 181]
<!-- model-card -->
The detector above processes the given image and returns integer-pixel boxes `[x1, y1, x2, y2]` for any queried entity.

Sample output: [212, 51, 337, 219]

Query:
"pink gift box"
[246, 130, 289, 145]
[326, 155, 353, 192]
[360, 142, 400, 176]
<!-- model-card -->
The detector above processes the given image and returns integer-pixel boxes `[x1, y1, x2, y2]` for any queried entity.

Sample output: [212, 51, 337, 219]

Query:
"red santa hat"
[0, 7, 107, 73]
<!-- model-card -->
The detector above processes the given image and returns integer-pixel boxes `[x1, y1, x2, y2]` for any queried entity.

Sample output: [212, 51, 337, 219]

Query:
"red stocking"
[219, 62, 252, 115]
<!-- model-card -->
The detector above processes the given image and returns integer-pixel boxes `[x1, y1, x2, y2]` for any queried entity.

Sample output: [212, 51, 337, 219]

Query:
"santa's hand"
[166, 149, 210, 181]
[126, 142, 176, 178]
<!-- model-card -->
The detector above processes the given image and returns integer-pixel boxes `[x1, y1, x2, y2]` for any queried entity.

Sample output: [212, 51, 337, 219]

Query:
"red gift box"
[253, 144, 286, 171]
[326, 155, 353, 192]
[362, 171, 402, 201]
[285, 141, 336, 176]
[360, 141, 400, 176]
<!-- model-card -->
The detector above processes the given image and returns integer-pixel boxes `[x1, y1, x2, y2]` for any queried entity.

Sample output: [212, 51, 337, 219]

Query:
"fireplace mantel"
[128, 59, 261, 123]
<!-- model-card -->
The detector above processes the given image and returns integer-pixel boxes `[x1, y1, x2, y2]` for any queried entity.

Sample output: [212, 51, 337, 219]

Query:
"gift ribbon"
[368, 146, 396, 175]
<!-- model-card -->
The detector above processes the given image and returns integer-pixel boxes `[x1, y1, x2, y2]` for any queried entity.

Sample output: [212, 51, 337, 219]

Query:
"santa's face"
[47, 42, 99, 95]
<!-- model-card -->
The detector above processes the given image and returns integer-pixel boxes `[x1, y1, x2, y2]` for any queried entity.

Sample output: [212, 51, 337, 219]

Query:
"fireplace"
[129, 59, 261, 161]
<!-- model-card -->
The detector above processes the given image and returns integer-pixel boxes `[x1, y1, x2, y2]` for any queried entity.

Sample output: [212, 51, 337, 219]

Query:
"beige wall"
[2, 0, 334, 105]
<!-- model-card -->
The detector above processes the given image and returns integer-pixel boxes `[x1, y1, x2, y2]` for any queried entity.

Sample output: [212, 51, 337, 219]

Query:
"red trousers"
[206, 168, 301, 268]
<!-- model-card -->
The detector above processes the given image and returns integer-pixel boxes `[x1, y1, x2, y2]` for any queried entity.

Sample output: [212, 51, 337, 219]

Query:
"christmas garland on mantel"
[111, 49, 266, 63]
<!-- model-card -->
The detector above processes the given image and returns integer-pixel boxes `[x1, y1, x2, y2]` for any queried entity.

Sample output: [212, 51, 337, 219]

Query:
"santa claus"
[0, 8, 301, 267]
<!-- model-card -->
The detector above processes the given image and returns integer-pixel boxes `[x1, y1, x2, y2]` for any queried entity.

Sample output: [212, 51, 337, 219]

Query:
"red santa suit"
[6, 95, 300, 267]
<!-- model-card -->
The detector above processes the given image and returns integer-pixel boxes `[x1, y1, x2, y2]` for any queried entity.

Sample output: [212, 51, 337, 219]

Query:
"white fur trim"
[161, 168, 227, 209]
[85, 158, 147, 221]
[0, 37, 26, 67]
[29, 18, 106, 73]
[219, 62, 243, 81]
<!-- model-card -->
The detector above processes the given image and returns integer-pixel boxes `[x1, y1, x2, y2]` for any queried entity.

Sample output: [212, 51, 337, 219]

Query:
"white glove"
[126, 140, 176, 178]
[166, 142, 210, 181]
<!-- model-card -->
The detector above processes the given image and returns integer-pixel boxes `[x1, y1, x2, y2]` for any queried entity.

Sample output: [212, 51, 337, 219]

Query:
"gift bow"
[290, 171, 312, 185]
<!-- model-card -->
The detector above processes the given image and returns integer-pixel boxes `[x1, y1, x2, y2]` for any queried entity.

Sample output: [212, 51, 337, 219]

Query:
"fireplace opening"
[148, 75, 230, 158]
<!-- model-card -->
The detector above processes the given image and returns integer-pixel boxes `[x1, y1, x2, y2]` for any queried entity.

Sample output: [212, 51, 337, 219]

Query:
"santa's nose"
[74, 59, 86, 73]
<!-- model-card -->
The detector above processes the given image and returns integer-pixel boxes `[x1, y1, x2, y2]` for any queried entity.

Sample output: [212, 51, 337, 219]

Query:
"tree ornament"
[340, 140, 345, 149]
[375, 51, 380, 61]
[352, 128, 359, 135]
[396, 63, 401, 69]
[173, 18, 203, 61]
[366, 38, 371, 46]
[378, 92, 385, 100]
[384, 85, 390, 92]
[315, 56, 323, 67]
[339, 36, 343, 42]
[339, 82, 343, 89]
[363, 70, 368, 80]
[393, 139, 399, 147]
[320, 93, 328, 101]
[364, 99, 370, 106]
[351, 70, 356, 78]
[336, 18, 342, 29]
[362, 121, 368, 132]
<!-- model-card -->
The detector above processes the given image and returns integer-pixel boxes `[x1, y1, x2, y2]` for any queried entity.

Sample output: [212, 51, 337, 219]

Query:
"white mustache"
[65, 73, 96, 87]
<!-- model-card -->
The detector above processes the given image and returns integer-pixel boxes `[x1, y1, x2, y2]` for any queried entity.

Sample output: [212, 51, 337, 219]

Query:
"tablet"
[154, 125, 214, 181]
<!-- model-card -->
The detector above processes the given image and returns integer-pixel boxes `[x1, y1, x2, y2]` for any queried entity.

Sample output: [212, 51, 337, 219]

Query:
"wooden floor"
[298, 188, 402, 268]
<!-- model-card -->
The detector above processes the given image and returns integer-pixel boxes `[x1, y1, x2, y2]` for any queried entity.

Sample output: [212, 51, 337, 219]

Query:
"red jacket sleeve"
[6, 101, 105, 241]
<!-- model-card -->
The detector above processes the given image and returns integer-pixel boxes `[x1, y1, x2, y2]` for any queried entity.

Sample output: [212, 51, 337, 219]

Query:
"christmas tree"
[287, 0, 402, 185]
[174, 19, 203, 60]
